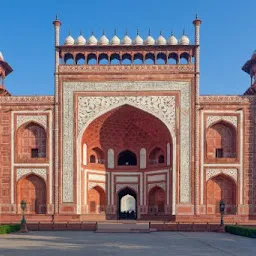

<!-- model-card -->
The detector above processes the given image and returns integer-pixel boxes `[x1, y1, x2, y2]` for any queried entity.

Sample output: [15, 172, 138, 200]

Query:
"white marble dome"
[122, 31, 132, 45]
[133, 30, 143, 45]
[99, 32, 109, 45]
[87, 33, 98, 45]
[167, 32, 178, 45]
[0, 51, 4, 61]
[111, 32, 121, 45]
[156, 32, 167, 45]
[64, 34, 75, 45]
[144, 30, 155, 45]
[75, 34, 86, 45]
[179, 33, 190, 45]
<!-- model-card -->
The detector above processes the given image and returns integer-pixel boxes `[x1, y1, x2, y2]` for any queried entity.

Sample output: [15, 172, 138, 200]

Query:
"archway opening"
[17, 174, 46, 214]
[118, 150, 137, 166]
[118, 187, 137, 219]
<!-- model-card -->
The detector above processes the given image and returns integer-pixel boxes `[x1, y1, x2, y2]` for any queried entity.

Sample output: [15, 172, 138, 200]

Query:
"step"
[96, 222, 150, 233]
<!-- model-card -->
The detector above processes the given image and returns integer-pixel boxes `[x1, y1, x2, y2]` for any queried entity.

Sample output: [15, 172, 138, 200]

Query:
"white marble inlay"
[148, 174, 166, 182]
[116, 176, 139, 183]
[88, 173, 106, 182]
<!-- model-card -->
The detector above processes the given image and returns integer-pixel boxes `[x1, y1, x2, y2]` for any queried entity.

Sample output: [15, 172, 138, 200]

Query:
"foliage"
[225, 225, 256, 238]
[0, 224, 21, 234]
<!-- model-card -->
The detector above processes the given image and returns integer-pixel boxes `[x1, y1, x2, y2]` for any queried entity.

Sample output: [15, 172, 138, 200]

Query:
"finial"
[91, 30, 94, 35]
[183, 29, 185, 35]
[103, 29, 105, 35]
[69, 29, 71, 35]
[148, 28, 151, 35]
[137, 28, 139, 35]
[171, 30, 173, 36]
[196, 13, 198, 19]
[80, 30, 83, 35]
[126, 29, 128, 35]
[114, 28, 117, 35]
[56, 14, 58, 21]
[160, 29, 162, 35]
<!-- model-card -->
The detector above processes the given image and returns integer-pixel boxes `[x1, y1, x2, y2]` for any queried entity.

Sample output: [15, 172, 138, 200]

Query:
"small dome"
[111, 30, 120, 45]
[64, 33, 75, 45]
[133, 30, 143, 45]
[87, 32, 98, 45]
[144, 30, 155, 45]
[75, 33, 86, 45]
[168, 32, 178, 45]
[99, 31, 109, 45]
[122, 32, 132, 45]
[179, 31, 190, 45]
[156, 32, 167, 45]
[0, 51, 4, 61]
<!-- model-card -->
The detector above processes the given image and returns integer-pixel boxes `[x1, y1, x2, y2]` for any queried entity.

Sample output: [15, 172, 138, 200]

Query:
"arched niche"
[17, 174, 47, 214]
[206, 121, 236, 160]
[16, 122, 47, 162]
[88, 186, 106, 213]
[118, 150, 137, 166]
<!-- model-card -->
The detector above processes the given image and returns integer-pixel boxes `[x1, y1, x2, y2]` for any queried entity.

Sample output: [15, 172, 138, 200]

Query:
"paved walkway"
[0, 231, 255, 256]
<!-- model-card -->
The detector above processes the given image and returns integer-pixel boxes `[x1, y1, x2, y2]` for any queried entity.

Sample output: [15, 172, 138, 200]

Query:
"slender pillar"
[53, 15, 61, 214]
[193, 15, 202, 215]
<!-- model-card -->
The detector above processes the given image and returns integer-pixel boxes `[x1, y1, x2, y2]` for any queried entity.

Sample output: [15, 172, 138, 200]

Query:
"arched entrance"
[118, 187, 137, 220]
[17, 174, 46, 214]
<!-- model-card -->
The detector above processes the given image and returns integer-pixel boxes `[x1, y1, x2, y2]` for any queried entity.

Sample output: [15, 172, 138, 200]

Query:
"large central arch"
[77, 103, 175, 216]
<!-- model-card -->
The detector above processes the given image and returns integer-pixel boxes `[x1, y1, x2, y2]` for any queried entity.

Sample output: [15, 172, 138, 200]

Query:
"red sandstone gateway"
[0, 15, 255, 224]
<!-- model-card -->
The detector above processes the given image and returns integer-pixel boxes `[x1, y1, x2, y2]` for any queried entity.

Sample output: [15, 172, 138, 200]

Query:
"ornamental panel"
[16, 168, 47, 181]
[116, 184, 138, 194]
[16, 115, 47, 130]
[148, 182, 166, 191]
[206, 115, 237, 129]
[62, 81, 191, 203]
[206, 168, 238, 182]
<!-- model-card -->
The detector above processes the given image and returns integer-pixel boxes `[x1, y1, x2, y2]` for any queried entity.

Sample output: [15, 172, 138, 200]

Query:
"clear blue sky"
[1, 0, 255, 96]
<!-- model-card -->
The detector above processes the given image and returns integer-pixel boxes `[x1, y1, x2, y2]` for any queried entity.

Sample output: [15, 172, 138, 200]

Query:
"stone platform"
[96, 221, 151, 233]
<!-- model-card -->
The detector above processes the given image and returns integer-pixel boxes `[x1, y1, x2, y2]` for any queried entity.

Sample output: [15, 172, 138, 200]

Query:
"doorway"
[118, 187, 137, 220]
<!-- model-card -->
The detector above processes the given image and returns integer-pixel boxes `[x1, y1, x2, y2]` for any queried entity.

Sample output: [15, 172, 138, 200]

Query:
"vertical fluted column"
[193, 15, 202, 215]
[53, 16, 61, 214]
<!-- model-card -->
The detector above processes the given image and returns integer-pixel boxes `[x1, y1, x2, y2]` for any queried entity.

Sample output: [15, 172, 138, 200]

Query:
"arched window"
[145, 53, 155, 65]
[16, 122, 46, 161]
[168, 53, 178, 64]
[98, 53, 109, 65]
[75, 53, 85, 65]
[64, 53, 74, 64]
[110, 53, 121, 64]
[206, 122, 236, 159]
[122, 53, 132, 65]
[156, 53, 166, 65]
[87, 53, 97, 65]
[91, 147, 104, 164]
[133, 53, 143, 64]
[90, 155, 96, 163]
[180, 52, 189, 64]
[118, 150, 137, 166]
[149, 147, 164, 164]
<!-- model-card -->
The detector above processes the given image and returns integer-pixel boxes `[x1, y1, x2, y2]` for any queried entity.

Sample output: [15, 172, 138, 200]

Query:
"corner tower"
[243, 50, 256, 95]
[0, 51, 13, 96]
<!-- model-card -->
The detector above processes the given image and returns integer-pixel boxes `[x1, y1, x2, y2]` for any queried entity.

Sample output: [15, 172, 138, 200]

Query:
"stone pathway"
[0, 231, 255, 255]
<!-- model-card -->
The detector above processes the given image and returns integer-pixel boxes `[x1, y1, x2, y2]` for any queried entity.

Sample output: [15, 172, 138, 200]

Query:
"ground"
[0, 231, 255, 256]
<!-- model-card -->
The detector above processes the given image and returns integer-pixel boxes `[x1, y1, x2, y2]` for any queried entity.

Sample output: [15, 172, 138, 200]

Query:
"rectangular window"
[216, 148, 223, 158]
[31, 148, 39, 158]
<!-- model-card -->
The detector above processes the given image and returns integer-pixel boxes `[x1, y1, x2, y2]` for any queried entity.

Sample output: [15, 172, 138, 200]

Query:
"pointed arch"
[16, 122, 47, 161]
[17, 174, 47, 214]
[148, 186, 166, 214]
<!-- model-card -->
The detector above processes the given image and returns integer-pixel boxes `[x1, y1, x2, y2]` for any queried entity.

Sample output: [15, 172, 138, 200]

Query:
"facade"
[0, 16, 256, 223]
